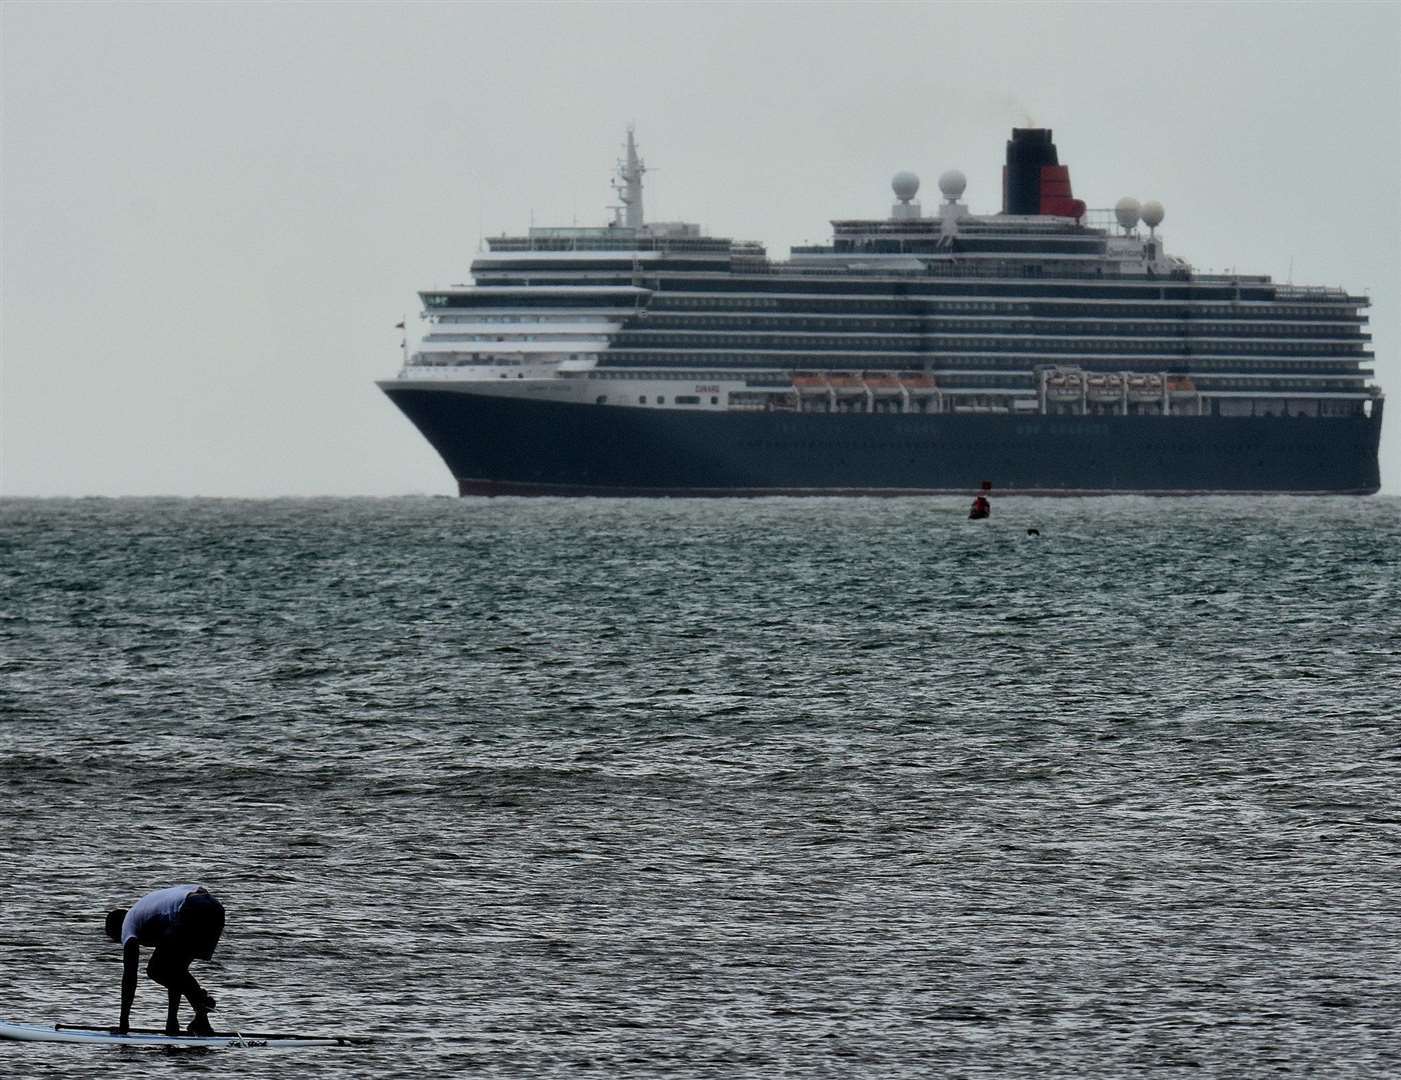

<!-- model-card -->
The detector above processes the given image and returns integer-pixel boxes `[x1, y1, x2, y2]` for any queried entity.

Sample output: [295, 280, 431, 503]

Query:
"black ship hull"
[383, 387, 1384, 497]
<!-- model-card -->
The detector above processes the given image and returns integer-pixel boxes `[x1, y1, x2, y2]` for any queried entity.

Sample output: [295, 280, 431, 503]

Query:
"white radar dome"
[1140, 200, 1164, 228]
[892, 171, 920, 202]
[938, 169, 967, 199]
[1114, 196, 1141, 230]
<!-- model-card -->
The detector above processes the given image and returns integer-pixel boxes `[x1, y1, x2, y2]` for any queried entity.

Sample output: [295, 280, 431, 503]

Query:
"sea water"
[2, 495, 1399, 1078]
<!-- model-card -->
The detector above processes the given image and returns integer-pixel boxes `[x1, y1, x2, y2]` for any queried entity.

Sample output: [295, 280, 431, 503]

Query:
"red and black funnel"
[1002, 128, 1086, 220]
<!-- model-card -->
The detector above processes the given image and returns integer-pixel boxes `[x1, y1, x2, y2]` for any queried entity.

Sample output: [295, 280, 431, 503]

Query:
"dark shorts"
[171, 890, 225, 962]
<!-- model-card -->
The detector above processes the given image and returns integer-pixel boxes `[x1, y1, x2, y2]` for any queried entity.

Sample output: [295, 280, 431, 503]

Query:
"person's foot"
[186, 1014, 215, 1036]
[164, 1023, 181, 1037]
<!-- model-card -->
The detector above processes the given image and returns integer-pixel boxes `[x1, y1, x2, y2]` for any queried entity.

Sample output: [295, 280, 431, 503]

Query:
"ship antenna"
[611, 123, 647, 229]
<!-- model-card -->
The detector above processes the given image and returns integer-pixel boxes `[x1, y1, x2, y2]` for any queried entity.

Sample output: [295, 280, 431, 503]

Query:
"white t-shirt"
[120, 884, 203, 945]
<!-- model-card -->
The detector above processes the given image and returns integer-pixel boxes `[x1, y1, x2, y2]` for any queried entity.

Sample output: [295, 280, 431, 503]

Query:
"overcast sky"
[3, 0, 1398, 496]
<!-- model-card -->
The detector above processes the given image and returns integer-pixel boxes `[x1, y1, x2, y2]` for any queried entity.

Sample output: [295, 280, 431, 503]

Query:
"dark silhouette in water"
[969, 480, 992, 520]
[1027, 528, 1040, 536]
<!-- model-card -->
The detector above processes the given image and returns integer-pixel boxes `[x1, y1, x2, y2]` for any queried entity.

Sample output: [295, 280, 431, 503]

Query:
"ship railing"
[486, 235, 755, 255]
[1189, 274, 1273, 284]
[754, 261, 1199, 283]
[396, 366, 476, 380]
[1274, 284, 1352, 298]
[395, 363, 555, 380]
[1083, 209, 1127, 230]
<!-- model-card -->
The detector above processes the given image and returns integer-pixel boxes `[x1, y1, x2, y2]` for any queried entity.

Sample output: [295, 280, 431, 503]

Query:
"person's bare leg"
[150, 946, 215, 1034]
[164, 986, 180, 1035]
[185, 983, 214, 1035]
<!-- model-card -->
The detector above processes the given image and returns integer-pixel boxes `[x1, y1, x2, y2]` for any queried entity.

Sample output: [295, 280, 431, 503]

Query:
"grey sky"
[3, 0, 1398, 496]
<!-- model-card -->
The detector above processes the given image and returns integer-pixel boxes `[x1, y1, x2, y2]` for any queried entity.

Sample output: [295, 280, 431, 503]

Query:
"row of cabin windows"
[647, 298, 1360, 320]
[655, 294, 1356, 315]
[617, 335, 1363, 355]
[657, 298, 1011, 313]
[606, 351, 1369, 374]
[467, 271, 1353, 313]
[653, 293, 1353, 314]
[1190, 321, 1363, 335]
[1202, 379, 1363, 390]
[601, 398, 1369, 419]
[617, 375, 1361, 393]
[438, 335, 590, 343]
[635, 328, 1366, 347]
[978, 375, 1361, 390]
[1042, 305, 1363, 321]
[424, 295, 629, 308]
[641, 315, 1363, 336]
[586, 366, 1366, 387]
[943, 375, 1026, 387]
[439, 314, 609, 324]
[440, 300, 1361, 325]
[1179, 359, 1361, 372]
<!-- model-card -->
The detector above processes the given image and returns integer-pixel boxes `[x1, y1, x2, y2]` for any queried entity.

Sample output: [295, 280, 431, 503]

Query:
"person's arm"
[118, 939, 139, 1032]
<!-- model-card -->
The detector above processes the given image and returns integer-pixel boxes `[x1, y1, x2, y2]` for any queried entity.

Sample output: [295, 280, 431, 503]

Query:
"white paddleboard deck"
[0, 1019, 373, 1048]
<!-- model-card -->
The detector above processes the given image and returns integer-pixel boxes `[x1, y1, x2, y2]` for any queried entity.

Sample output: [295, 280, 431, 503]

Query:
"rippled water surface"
[2, 496, 1400, 1077]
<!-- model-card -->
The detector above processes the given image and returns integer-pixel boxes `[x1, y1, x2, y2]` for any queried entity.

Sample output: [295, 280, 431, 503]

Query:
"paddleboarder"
[104, 884, 225, 1036]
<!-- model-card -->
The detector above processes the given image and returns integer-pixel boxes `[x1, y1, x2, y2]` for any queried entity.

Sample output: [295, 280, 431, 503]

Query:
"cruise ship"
[380, 127, 1383, 495]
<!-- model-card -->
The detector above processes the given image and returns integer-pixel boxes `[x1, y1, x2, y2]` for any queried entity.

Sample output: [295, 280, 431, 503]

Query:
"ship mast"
[612, 124, 646, 229]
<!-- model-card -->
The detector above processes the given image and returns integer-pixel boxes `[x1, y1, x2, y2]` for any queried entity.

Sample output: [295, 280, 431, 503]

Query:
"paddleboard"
[0, 1019, 373, 1049]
